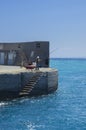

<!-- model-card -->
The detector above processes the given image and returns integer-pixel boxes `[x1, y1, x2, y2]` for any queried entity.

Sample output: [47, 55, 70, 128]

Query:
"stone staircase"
[19, 72, 43, 97]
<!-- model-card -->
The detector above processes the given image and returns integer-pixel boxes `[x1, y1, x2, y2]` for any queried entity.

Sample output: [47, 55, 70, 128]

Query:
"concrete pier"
[0, 66, 58, 99]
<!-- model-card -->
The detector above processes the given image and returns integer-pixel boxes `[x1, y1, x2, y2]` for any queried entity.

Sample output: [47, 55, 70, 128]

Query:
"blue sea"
[0, 59, 86, 130]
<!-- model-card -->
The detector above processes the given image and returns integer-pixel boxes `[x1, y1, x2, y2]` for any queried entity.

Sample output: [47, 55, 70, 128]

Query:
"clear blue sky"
[0, 0, 86, 58]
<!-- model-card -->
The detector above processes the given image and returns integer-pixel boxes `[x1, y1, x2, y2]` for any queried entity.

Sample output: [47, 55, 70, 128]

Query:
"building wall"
[0, 41, 49, 67]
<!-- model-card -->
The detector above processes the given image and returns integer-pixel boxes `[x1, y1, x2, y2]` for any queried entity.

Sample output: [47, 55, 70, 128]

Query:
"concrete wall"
[30, 72, 48, 95]
[28, 70, 58, 96]
[47, 70, 58, 93]
[21, 72, 35, 88]
[0, 73, 21, 91]
[0, 69, 58, 98]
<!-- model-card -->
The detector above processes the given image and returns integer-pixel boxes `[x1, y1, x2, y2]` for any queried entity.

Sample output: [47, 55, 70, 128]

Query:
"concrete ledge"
[0, 66, 58, 99]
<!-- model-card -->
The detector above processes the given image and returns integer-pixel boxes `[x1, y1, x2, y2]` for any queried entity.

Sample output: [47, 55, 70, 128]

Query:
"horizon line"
[50, 57, 86, 59]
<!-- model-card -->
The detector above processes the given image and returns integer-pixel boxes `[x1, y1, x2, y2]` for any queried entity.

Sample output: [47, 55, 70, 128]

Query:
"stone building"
[0, 41, 49, 67]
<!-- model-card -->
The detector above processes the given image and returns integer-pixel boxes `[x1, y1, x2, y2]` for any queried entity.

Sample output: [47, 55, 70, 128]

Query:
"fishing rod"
[50, 48, 57, 54]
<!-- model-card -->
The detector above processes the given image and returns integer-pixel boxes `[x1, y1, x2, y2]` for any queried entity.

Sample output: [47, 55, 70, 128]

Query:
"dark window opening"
[36, 43, 40, 48]
[45, 58, 49, 66]
[18, 44, 21, 48]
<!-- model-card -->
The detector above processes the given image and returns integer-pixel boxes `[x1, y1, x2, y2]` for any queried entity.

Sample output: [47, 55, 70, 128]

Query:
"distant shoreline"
[50, 58, 86, 60]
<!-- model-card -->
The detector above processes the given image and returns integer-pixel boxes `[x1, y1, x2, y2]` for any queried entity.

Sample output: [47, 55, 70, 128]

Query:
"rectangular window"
[8, 51, 15, 65]
[36, 43, 40, 48]
[0, 52, 4, 64]
[0, 44, 3, 50]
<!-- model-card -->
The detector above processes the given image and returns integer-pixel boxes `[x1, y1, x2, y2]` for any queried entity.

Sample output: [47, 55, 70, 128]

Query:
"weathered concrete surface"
[0, 66, 58, 99]
[47, 69, 58, 93]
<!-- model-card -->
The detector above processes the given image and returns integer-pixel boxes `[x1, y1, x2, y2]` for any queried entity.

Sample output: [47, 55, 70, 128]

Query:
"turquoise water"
[0, 59, 86, 130]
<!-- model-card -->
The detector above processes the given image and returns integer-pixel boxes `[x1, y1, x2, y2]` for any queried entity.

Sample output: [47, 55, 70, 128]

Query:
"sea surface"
[0, 59, 86, 130]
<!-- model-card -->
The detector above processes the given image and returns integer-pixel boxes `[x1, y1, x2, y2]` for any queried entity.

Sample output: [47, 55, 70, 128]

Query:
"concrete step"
[22, 90, 30, 92]
[22, 86, 34, 90]
[25, 84, 34, 87]
[23, 87, 33, 91]
[19, 72, 43, 96]
[26, 83, 36, 86]
[19, 92, 29, 95]
[24, 86, 33, 89]
[28, 81, 36, 83]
